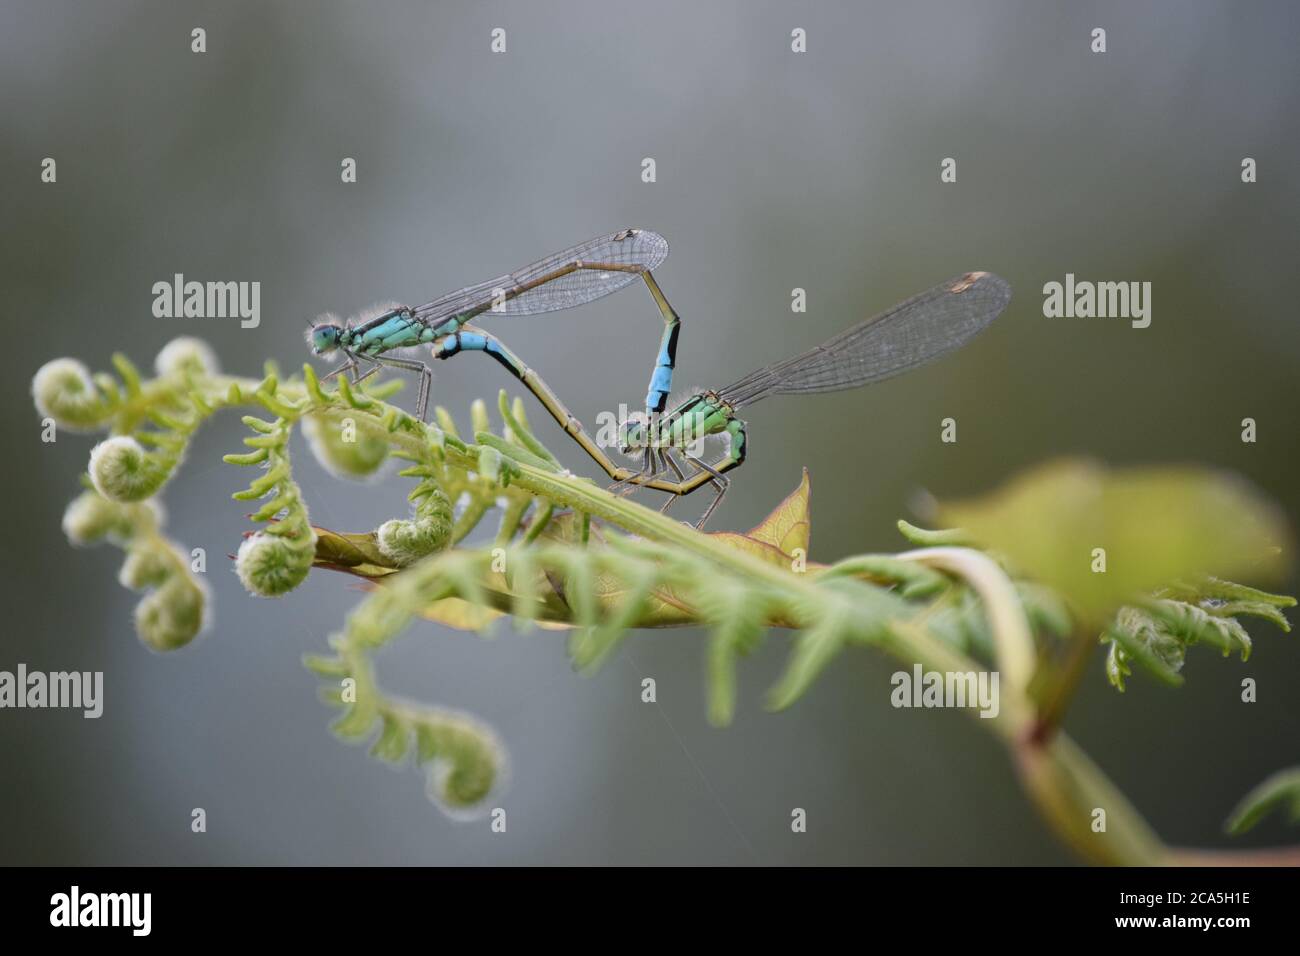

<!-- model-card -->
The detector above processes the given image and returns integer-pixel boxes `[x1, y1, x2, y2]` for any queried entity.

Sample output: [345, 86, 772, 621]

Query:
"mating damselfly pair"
[308, 228, 1011, 527]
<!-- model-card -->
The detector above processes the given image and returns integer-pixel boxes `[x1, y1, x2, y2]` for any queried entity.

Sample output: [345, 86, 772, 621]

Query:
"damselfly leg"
[359, 354, 433, 421]
[322, 353, 433, 421]
[608, 446, 656, 496]
[679, 451, 730, 528]
[320, 355, 360, 384]
[657, 449, 688, 515]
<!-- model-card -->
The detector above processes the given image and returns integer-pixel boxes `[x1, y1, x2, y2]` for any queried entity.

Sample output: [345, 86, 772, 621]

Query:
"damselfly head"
[306, 321, 343, 355]
[618, 418, 649, 456]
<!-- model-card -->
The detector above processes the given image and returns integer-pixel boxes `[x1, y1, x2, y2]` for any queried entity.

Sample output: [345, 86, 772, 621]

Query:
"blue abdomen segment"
[434, 330, 527, 381]
[644, 320, 680, 413]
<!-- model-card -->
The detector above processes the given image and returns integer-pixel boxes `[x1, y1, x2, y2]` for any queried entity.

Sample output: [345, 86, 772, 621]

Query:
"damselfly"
[307, 228, 681, 422]
[611, 271, 1013, 525]
[404, 269, 1011, 527]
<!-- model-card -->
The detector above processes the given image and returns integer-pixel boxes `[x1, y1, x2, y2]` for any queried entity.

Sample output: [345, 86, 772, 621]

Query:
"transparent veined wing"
[718, 272, 1011, 409]
[411, 228, 669, 324]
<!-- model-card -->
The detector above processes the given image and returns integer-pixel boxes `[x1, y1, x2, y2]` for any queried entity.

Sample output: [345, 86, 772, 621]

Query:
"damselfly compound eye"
[308, 324, 342, 355]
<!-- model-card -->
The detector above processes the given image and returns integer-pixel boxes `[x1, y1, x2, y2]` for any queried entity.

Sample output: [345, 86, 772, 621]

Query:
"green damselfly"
[307, 228, 681, 422]
[610, 270, 1013, 525]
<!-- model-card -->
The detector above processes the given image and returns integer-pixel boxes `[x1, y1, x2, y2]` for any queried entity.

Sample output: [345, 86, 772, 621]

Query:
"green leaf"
[703, 585, 767, 726]
[476, 432, 559, 474]
[1225, 767, 1300, 835]
[940, 459, 1291, 625]
[1101, 574, 1292, 690]
[310, 526, 399, 577]
[820, 555, 948, 599]
[1142, 599, 1252, 659]
[302, 653, 350, 678]
[1104, 641, 1133, 692]
[767, 614, 848, 711]
[927, 588, 996, 661]
[896, 520, 974, 547]
[1103, 607, 1186, 690]
[370, 712, 412, 763]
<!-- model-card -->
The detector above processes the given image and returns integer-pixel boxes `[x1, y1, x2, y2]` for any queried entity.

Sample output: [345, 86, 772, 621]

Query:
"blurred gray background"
[2, 0, 1298, 865]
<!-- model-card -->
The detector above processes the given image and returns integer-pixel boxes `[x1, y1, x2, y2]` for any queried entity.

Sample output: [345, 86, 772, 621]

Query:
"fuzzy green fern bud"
[301, 409, 390, 479]
[135, 576, 210, 652]
[62, 490, 142, 545]
[235, 531, 314, 596]
[31, 358, 110, 431]
[118, 546, 174, 590]
[376, 515, 451, 567]
[88, 436, 171, 502]
[154, 336, 220, 378]
[417, 716, 509, 816]
[373, 469, 452, 566]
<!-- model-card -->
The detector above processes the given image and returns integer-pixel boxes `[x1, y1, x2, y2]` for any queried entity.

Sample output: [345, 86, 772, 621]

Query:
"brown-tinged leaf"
[422, 596, 548, 631]
[740, 468, 810, 552]
[420, 597, 497, 629]
[708, 469, 818, 571]
[706, 531, 809, 569]
[311, 526, 399, 578]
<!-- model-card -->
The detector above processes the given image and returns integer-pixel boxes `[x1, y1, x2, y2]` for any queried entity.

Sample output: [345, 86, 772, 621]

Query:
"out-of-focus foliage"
[940, 458, 1291, 625]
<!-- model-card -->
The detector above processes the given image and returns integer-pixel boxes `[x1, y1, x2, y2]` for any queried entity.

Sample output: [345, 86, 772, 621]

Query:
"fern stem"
[1015, 732, 1167, 866]
[896, 547, 1036, 703]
